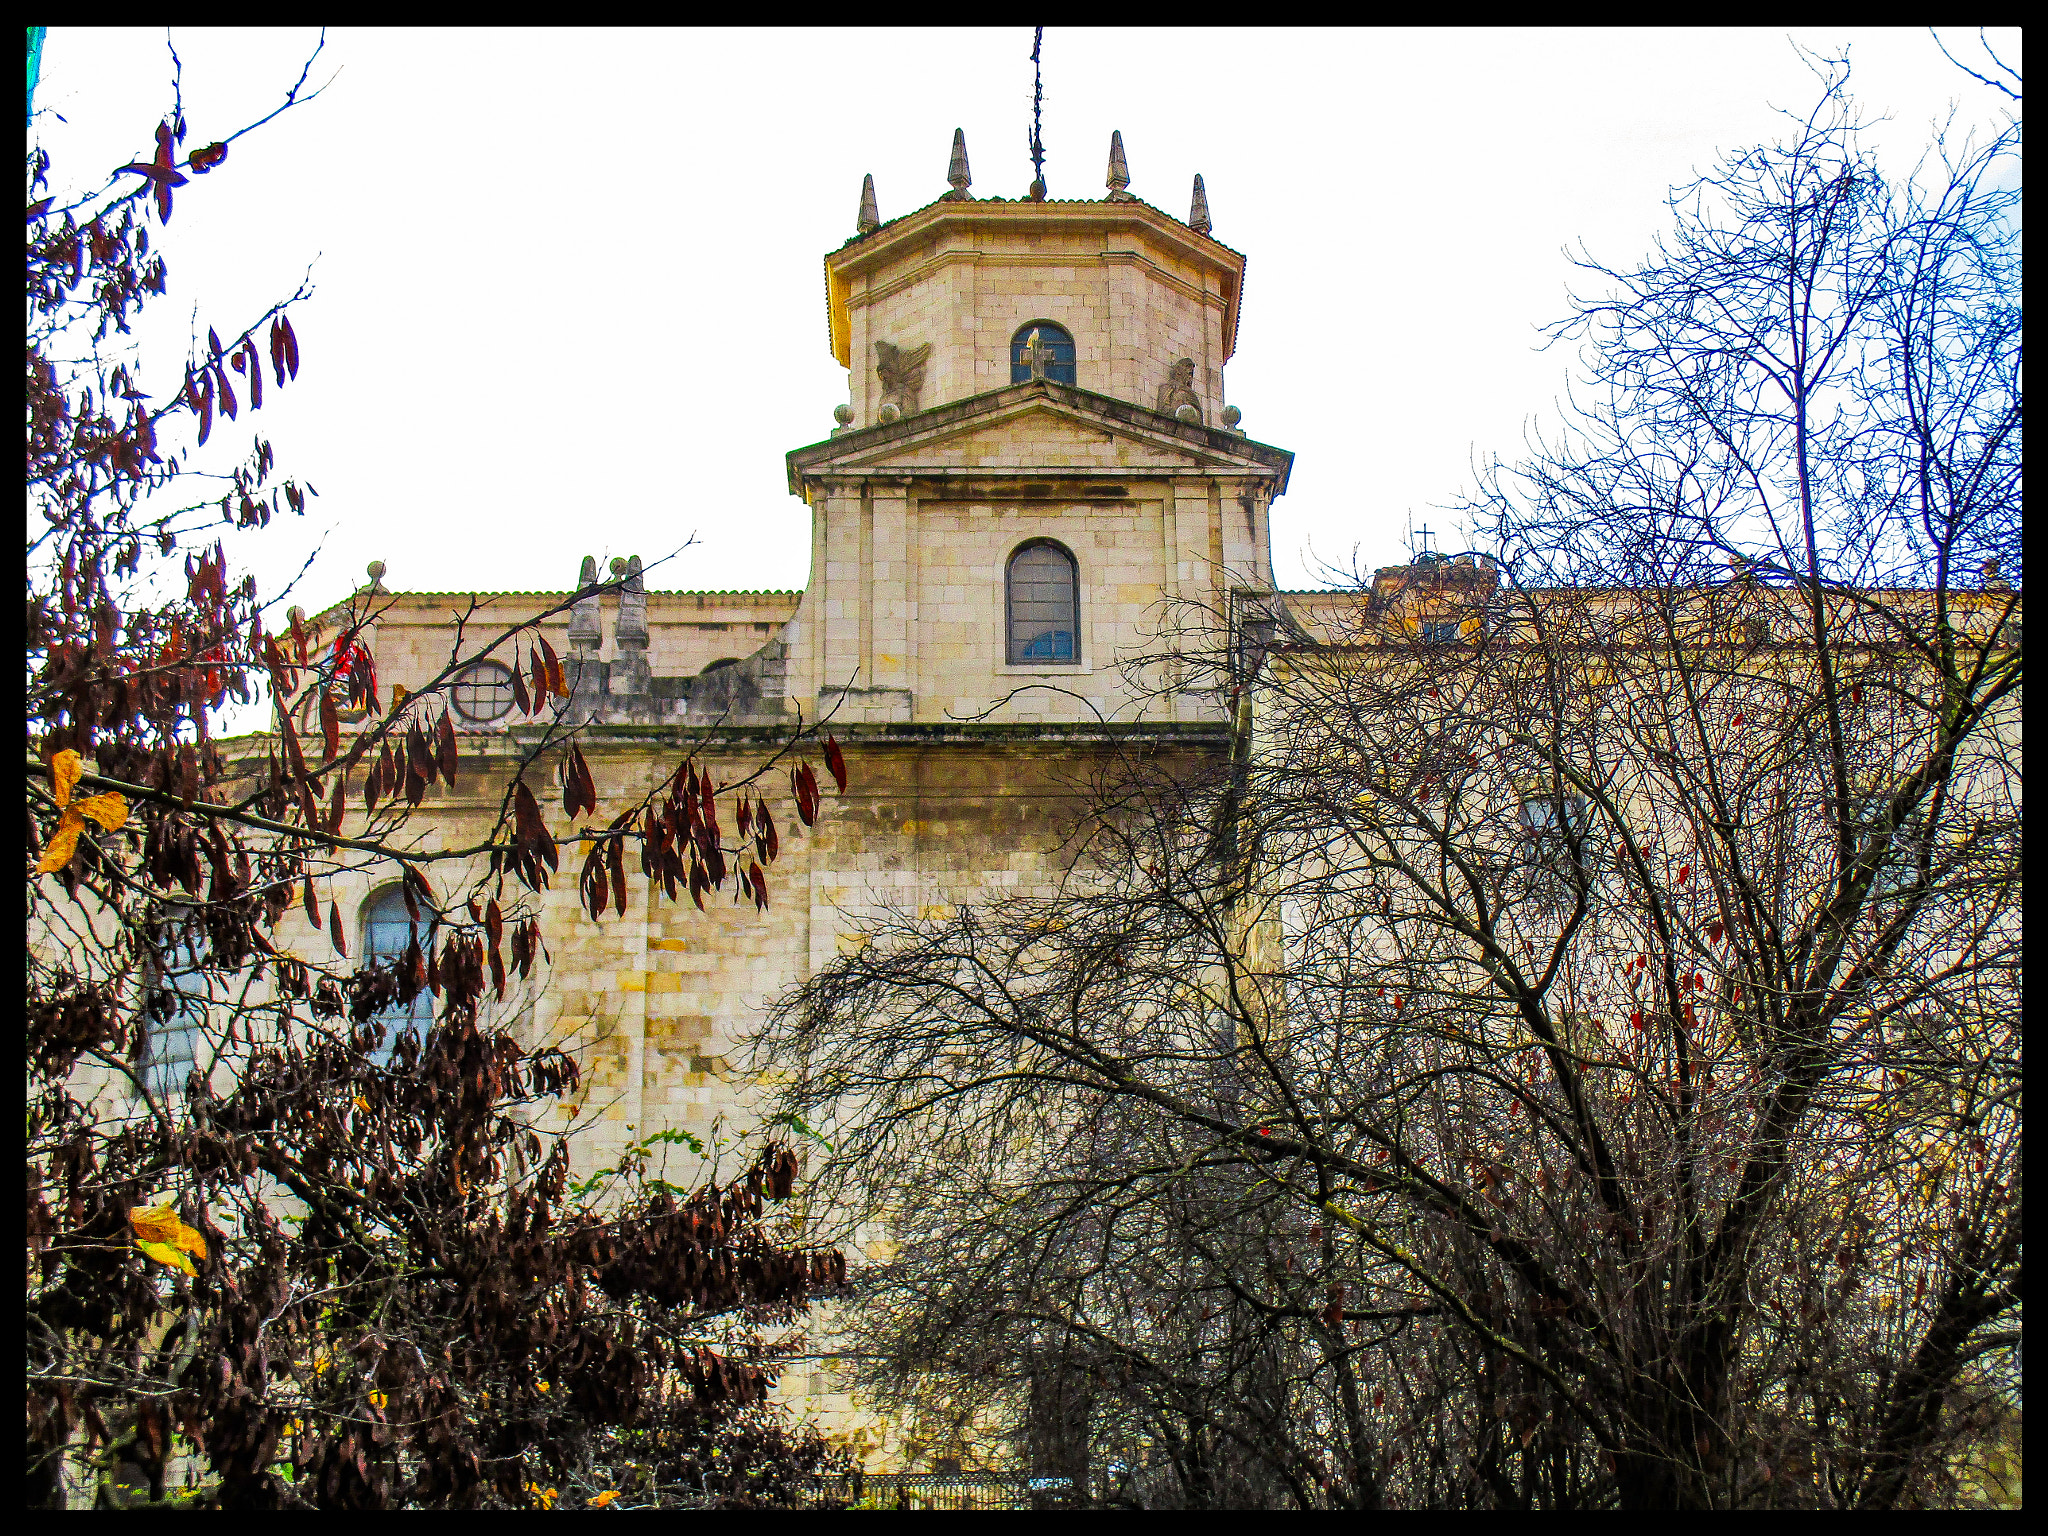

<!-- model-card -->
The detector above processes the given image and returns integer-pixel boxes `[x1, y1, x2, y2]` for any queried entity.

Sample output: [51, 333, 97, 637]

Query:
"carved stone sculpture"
[1155, 357, 1201, 422]
[1190, 173, 1212, 234]
[946, 128, 972, 201]
[857, 173, 879, 235]
[568, 555, 602, 648]
[1019, 328, 1055, 382]
[875, 340, 930, 416]
[614, 554, 648, 648]
[1105, 130, 1134, 201]
[610, 554, 650, 702]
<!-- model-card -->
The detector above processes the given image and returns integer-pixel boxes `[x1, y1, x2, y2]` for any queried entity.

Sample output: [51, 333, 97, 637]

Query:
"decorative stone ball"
[366, 559, 387, 581]
[833, 403, 854, 426]
[1220, 405, 1242, 427]
[1175, 404, 1201, 425]
[877, 402, 902, 424]
[611, 557, 628, 576]
[286, 605, 306, 626]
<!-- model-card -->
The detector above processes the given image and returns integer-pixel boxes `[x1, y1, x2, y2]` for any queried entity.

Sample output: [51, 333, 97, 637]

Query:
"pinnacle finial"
[947, 128, 972, 200]
[857, 173, 879, 234]
[1189, 173, 1212, 234]
[1106, 129, 1132, 199]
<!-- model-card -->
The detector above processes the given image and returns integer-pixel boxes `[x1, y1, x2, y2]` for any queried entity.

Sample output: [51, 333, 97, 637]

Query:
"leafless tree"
[760, 57, 2019, 1509]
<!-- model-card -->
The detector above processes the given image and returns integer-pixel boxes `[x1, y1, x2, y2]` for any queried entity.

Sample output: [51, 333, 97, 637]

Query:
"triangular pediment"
[787, 381, 1292, 493]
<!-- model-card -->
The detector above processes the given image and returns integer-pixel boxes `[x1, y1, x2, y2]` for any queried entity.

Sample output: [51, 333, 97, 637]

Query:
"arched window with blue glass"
[362, 884, 435, 1063]
[1010, 321, 1076, 385]
[142, 925, 209, 1099]
[1007, 540, 1080, 665]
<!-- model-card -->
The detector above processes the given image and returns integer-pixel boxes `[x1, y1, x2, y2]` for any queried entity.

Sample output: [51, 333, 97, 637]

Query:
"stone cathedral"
[293, 130, 1301, 1460]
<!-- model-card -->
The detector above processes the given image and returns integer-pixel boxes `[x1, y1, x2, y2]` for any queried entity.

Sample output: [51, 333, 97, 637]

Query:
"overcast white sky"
[32, 27, 2020, 609]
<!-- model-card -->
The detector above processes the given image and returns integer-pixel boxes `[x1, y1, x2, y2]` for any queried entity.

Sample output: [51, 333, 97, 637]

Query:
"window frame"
[1517, 791, 1599, 885]
[360, 883, 436, 1063]
[450, 659, 516, 725]
[1004, 539, 1083, 668]
[140, 926, 209, 1100]
[1009, 320, 1078, 386]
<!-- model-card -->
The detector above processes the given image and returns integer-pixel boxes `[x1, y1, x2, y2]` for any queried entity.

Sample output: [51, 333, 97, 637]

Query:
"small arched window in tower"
[362, 884, 435, 1064]
[1010, 321, 1077, 386]
[1007, 541, 1080, 664]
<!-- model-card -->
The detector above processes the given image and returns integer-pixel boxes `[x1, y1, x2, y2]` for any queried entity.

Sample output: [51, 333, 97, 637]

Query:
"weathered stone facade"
[270, 149, 1291, 1462]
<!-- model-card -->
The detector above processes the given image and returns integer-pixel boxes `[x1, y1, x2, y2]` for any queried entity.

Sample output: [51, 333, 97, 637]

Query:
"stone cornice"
[786, 379, 1293, 497]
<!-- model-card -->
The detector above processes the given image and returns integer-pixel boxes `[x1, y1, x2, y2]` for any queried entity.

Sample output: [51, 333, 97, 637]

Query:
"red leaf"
[530, 647, 549, 709]
[537, 635, 565, 697]
[824, 734, 848, 793]
[188, 140, 228, 174]
[760, 804, 779, 862]
[406, 723, 434, 788]
[214, 361, 237, 421]
[608, 836, 627, 917]
[279, 313, 300, 379]
[195, 374, 213, 445]
[242, 339, 262, 409]
[792, 764, 819, 827]
[304, 879, 320, 928]
[511, 663, 531, 716]
[330, 899, 348, 957]
[269, 319, 289, 387]
[208, 326, 225, 360]
[1707, 921, 1724, 944]
[1677, 864, 1692, 885]
[436, 711, 459, 788]
[1630, 1010, 1645, 1031]
[1731, 713, 1745, 728]
[751, 863, 768, 911]
[327, 776, 344, 834]
[485, 898, 503, 955]
[320, 690, 341, 761]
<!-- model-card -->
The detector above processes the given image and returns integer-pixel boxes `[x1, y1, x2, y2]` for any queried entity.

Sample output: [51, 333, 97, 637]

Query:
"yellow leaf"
[49, 749, 82, 809]
[536, 1379, 551, 1393]
[589, 1491, 620, 1509]
[73, 791, 128, 832]
[389, 683, 410, 709]
[135, 1238, 197, 1277]
[130, 1204, 207, 1260]
[369, 1391, 388, 1410]
[35, 814, 83, 874]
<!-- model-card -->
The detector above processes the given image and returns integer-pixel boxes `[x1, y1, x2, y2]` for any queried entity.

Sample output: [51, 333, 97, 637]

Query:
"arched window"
[142, 926, 208, 1098]
[362, 885, 435, 1062]
[451, 660, 515, 724]
[1007, 541, 1080, 664]
[1010, 321, 1077, 386]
